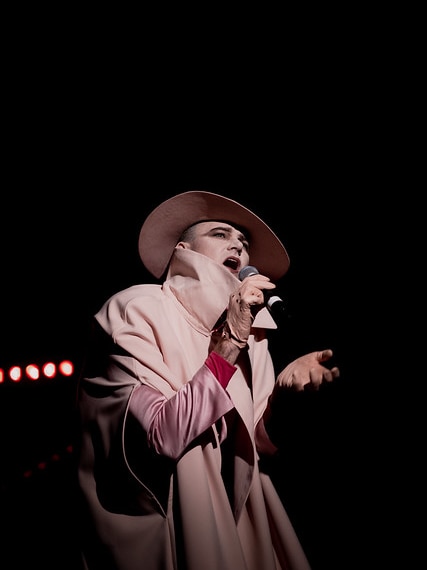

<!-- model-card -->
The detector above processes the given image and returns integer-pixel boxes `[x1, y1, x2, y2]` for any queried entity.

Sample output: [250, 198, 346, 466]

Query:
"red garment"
[205, 350, 236, 388]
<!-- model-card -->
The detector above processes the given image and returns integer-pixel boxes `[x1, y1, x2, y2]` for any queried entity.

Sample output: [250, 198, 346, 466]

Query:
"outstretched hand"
[276, 349, 340, 391]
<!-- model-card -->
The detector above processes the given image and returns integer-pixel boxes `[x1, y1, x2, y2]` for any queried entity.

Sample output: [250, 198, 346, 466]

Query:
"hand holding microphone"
[238, 265, 287, 324]
[221, 265, 287, 350]
[224, 270, 272, 347]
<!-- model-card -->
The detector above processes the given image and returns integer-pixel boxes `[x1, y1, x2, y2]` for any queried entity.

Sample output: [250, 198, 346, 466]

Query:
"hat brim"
[138, 191, 290, 281]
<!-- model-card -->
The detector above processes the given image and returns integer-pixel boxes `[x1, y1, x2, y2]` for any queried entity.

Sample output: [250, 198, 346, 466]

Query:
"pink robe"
[77, 248, 311, 570]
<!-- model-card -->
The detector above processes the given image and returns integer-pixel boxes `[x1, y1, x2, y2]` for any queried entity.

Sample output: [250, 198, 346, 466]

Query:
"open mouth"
[223, 257, 240, 272]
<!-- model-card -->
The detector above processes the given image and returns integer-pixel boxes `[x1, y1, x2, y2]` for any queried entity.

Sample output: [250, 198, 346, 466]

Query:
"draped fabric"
[76, 248, 311, 569]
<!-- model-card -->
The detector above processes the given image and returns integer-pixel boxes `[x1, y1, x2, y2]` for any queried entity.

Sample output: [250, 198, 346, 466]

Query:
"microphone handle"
[266, 294, 287, 322]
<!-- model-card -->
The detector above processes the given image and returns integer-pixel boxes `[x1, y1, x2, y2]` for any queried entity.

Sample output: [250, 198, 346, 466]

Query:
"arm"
[129, 358, 236, 460]
[128, 276, 265, 460]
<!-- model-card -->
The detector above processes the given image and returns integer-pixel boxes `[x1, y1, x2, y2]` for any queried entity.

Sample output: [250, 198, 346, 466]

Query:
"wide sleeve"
[129, 361, 234, 460]
[90, 290, 236, 460]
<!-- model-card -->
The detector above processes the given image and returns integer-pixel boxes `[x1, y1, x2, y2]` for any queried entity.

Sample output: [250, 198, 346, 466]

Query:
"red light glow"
[59, 360, 74, 376]
[9, 366, 22, 382]
[42, 362, 56, 378]
[0, 359, 75, 384]
[26, 364, 40, 380]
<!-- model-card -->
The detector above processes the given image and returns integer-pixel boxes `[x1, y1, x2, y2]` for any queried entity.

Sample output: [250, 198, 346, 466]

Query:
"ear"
[175, 241, 190, 250]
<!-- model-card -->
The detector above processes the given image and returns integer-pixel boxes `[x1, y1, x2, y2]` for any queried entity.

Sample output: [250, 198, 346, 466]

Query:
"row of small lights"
[21, 443, 74, 481]
[0, 360, 75, 491]
[0, 443, 75, 491]
[0, 360, 76, 488]
[0, 360, 75, 383]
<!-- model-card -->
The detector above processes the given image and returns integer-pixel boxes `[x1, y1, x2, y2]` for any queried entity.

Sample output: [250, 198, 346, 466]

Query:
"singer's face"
[176, 221, 250, 276]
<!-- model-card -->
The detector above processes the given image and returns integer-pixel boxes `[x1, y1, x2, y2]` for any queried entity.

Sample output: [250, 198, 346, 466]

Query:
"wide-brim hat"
[138, 191, 290, 281]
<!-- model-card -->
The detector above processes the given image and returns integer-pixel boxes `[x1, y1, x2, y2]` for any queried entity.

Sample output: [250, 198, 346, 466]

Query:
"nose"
[229, 239, 243, 255]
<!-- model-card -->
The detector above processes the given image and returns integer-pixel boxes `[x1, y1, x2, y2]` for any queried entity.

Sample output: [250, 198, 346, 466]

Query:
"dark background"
[0, 144, 386, 570]
[0, 31, 415, 568]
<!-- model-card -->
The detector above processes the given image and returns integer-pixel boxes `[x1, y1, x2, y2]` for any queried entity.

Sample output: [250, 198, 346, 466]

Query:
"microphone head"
[239, 265, 259, 281]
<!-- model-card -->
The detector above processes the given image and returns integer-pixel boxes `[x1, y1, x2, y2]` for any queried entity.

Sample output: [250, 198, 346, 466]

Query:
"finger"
[309, 369, 323, 389]
[318, 349, 333, 362]
[330, 367, 340, 379]
[245, 274, 271, 284]
[242, 278, 276, 294]
[322, 369, 335, 383]
[245, 289, 265, 306]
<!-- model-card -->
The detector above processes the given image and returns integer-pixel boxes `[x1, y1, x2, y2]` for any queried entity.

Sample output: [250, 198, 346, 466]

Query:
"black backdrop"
[0, 101, 404, 568]
[0, 12, 420, 566]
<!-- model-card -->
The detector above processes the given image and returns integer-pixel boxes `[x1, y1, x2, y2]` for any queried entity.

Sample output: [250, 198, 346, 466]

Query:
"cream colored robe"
[77, 248, 311, 570]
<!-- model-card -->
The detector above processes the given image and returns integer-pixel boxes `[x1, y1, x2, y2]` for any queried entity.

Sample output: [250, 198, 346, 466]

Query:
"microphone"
[238, 265, 287, 323]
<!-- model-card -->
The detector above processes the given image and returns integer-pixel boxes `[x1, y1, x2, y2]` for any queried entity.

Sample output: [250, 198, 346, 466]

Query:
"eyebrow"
[208, 225, 248, 242]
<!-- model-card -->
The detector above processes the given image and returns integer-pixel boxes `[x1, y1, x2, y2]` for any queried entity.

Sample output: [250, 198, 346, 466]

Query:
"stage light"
[59, 360, 74, 376]
[26, 364, 40, 380]
[0, 359, 76, 384]
[9, 366, 22, 382]
[42, 362, 56, 378]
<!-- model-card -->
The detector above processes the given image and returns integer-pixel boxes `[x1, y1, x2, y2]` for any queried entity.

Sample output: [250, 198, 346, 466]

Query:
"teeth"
[224, 258, 238, 269]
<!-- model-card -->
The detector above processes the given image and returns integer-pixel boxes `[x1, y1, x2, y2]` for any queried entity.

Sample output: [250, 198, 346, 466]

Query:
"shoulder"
[95, 284, 169, 332]
[104, 284, 162, 307]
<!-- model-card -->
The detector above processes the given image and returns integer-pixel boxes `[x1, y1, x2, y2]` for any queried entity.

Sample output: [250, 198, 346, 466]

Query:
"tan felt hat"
[138, 190, 290, 280]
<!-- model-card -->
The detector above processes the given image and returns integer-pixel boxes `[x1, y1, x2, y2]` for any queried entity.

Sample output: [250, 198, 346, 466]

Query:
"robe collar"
[162, 248, 277, 335]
